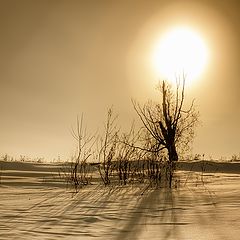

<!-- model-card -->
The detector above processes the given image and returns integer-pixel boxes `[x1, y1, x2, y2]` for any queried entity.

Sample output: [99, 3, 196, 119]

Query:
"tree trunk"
[168, 143, 178, 162]
[167, 143, 178, 188]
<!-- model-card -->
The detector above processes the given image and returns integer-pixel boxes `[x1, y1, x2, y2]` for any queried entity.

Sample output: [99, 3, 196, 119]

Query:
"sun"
[152, 26, 209, 85]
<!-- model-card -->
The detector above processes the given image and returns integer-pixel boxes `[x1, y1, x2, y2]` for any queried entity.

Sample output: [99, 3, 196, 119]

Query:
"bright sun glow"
[152, 26, 209, 85]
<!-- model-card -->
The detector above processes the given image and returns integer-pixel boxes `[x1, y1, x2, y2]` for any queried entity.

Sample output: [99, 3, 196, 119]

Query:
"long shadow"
[114, 171, 224, 240]
[115, 187, 182, 240]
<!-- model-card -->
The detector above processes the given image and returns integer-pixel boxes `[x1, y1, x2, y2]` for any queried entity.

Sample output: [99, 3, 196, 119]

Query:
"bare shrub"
[59, 114, 95, 192]
[97, 108, 119, 185]
[116, 124, 142, 185]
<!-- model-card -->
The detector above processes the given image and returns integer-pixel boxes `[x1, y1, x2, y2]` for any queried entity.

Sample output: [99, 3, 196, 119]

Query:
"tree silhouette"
[133, 76, 198, 167]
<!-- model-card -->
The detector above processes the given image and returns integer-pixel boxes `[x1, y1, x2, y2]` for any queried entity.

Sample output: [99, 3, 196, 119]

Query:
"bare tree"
[97, 107, 119, 185]
[132, 76, 199, 185]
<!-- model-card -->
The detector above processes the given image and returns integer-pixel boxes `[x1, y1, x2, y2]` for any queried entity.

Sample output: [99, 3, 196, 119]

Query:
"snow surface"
[0, 161, 240, 240]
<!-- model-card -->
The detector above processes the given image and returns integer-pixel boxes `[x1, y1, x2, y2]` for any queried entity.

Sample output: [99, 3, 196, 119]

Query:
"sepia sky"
[1, 0, 240, 161]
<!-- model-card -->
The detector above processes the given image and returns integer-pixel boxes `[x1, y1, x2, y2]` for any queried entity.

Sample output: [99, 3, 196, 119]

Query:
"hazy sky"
[1, 0, 240, 161]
